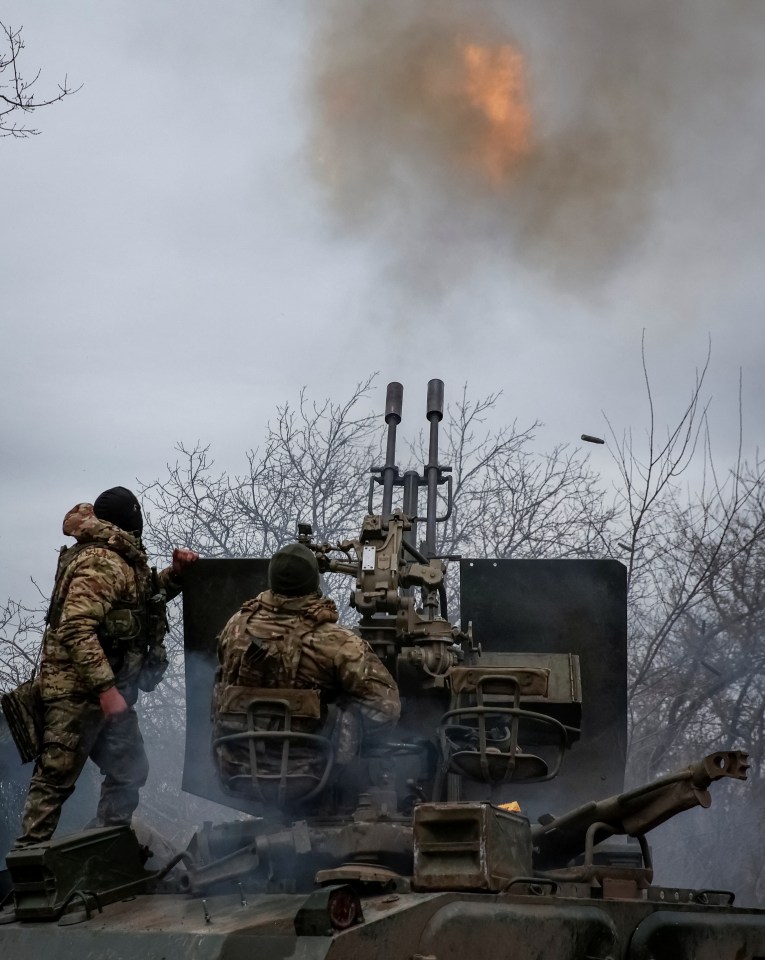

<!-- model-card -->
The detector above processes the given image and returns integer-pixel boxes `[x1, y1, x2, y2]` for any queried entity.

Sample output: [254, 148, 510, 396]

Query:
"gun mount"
[2, 379, 764, 960]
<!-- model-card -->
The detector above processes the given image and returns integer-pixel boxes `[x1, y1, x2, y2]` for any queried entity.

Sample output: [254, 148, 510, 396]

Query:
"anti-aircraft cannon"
[1, 379, 764, 960]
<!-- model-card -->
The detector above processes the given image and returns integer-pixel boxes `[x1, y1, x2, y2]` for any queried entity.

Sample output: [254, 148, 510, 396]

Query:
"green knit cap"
[268, 543, 320, 596]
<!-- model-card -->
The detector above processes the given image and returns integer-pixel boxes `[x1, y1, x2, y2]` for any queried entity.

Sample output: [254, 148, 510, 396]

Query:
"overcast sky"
[2, 0, 764, 606]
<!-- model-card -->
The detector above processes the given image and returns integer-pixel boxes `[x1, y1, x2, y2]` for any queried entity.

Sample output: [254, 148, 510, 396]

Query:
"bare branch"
[0, 21, 81, 138]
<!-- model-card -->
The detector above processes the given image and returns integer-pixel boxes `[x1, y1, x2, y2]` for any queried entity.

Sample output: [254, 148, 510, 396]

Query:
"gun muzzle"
[427, 379, 444, 422]
[386, 382, 403, 424]
[382, 382, 404, 520]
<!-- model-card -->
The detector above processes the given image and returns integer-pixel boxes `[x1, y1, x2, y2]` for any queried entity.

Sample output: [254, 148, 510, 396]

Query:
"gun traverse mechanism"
[2, 379, 763, 960]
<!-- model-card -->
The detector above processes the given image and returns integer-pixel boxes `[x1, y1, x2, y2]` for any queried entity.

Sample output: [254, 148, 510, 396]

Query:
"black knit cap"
[268, 543, 320, 597]
[93, 486, 143, 536]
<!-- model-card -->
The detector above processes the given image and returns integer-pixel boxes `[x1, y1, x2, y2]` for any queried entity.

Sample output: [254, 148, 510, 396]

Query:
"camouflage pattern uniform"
[15, 503, 180, 848]
[212, 589, 400, 790]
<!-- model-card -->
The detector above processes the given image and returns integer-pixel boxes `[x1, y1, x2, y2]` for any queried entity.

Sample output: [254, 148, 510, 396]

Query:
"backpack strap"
[45, 541, 126, 630]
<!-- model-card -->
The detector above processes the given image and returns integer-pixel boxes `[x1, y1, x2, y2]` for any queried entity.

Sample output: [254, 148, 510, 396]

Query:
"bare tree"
[597, 340, 765, 902]
[140, 376, 381, 566]
[1, 21, 80, 138]
[602, 343, 765, 777]
[0, 597, 45, 693]
[423, 385, 616, 561]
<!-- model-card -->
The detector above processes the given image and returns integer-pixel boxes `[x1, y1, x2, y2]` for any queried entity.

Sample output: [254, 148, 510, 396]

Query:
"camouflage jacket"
[213, 590, 401, 733]
[39, 503, 181, 701]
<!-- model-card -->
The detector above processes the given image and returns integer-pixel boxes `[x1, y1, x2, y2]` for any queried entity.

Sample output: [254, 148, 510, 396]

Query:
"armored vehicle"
[2, 380, 764, 959]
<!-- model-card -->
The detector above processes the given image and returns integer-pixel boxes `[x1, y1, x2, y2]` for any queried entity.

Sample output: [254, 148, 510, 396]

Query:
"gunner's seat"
[438, 667, 570, 787]
[212, 687, 334, 809]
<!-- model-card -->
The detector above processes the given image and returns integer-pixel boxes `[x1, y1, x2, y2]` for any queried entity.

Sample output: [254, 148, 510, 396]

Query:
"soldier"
[14, 487, 199, 849]
[212, 543, 400, 795]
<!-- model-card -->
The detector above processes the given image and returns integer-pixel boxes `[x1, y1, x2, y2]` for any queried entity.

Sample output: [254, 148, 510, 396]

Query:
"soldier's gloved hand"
[99, 686, 129, 718]
[172, 548, 200, 578]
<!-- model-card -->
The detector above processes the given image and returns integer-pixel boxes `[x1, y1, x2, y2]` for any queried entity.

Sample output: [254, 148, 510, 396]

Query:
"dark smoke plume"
[308, 0, 765, 296]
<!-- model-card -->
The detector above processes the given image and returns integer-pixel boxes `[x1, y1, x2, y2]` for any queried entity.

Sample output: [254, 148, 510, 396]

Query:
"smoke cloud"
[308, 0, 765, 296]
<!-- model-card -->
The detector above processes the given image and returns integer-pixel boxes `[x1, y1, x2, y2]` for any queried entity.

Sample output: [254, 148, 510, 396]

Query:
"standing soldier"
[212, 542, 400, 796]
[14, 487, 199, 848]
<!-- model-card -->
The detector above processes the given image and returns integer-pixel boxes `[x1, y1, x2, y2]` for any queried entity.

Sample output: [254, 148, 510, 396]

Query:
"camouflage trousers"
[15, 695, 149, 848]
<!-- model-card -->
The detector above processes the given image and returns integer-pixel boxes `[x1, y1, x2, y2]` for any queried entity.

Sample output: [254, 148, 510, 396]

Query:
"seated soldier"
[211, 543, 400, 801]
